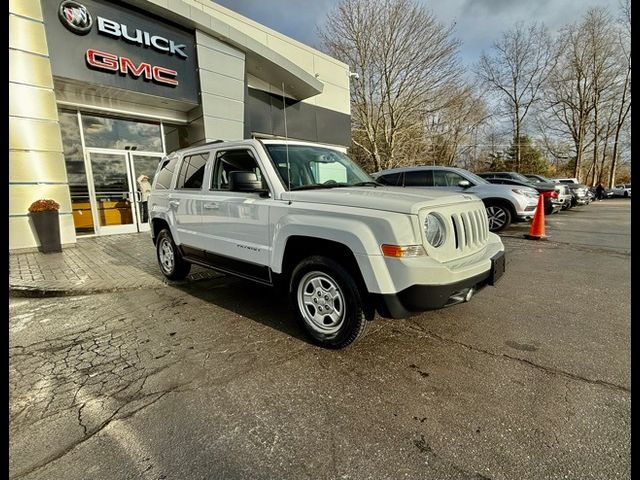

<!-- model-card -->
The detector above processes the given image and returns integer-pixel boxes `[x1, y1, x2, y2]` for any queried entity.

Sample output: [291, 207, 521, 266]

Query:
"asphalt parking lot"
[9, 199, 630, 480]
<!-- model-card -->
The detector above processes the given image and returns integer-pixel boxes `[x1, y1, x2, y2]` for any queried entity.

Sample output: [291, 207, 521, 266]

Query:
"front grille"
[420, 201, 489, 262]
[449, 207, 488, 253]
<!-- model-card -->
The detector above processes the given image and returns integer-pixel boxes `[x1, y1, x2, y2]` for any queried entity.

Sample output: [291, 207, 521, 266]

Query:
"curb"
[9, 284, 152, 298]
[9, 272, 226, 298]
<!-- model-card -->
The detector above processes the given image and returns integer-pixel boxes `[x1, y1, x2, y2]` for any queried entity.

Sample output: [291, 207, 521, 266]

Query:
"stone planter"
[31, 210, 62, 253]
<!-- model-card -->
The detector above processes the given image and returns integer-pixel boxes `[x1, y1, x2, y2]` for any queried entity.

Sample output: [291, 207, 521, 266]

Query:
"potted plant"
[28, 199, 62, 253]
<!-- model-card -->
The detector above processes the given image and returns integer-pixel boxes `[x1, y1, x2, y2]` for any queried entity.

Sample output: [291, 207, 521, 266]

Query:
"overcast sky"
[212, 0, 622, 67]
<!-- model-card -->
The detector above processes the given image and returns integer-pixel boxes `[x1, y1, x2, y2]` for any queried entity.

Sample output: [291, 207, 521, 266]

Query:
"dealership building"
[9, 0, 351, 250]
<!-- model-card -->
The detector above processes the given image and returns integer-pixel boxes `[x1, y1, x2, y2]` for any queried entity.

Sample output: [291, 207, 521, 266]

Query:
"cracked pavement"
[9, 200, 630, 479]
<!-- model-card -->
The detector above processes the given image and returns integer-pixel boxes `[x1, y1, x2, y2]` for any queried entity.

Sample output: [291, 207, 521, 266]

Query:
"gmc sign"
[86, 49, 178, 86]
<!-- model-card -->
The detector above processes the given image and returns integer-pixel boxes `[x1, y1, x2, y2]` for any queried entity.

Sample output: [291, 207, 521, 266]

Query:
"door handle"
[203, 202, 219, 210]
[168, 200, 179, 208]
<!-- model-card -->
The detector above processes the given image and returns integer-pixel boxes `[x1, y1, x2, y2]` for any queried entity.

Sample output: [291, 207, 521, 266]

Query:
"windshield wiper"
[351, 181, 382, 187]
[290, 184, 336, 191]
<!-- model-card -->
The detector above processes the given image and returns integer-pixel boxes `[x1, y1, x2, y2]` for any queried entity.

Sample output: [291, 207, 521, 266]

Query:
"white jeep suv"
[149, 140, 505, 348]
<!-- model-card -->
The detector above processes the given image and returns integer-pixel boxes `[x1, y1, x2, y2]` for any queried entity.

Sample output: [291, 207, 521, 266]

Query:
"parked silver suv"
[372, 166, 539, 231]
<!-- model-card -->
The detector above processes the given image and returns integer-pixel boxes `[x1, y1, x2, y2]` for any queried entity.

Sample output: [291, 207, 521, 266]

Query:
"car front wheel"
[485, 203, 512, 232]
[156, 229, 191, 280]
[290, 256, 368, 349]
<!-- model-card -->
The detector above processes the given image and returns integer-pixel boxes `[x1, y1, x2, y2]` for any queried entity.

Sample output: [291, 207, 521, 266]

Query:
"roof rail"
[204, 139, 225, 145]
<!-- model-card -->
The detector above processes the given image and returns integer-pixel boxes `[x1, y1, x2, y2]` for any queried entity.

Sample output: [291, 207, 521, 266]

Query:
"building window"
[81, 113, 163, 152]
[60, 110, 95, 235]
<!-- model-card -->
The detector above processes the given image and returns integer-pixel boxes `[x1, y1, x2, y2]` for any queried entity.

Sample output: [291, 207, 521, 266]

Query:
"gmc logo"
[86, 49, 178, 86]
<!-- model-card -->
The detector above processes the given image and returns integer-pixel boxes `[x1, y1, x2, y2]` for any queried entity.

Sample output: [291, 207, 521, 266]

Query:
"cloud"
[463, 0, 550, 15]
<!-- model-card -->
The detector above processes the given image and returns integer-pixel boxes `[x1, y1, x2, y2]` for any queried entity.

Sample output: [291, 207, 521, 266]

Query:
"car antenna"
[282, 82, 292, 204]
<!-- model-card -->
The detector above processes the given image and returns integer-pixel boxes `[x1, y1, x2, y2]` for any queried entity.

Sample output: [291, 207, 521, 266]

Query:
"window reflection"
[59, 110, 95, 235]
[81, 114, 162, 152]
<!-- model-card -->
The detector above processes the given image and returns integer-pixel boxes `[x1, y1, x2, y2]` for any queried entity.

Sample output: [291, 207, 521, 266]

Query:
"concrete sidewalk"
[9, 233, 220, 297]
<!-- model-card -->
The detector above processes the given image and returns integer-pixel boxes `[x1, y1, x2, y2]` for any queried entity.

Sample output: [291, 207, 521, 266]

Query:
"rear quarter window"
[154, 157, 179, 190]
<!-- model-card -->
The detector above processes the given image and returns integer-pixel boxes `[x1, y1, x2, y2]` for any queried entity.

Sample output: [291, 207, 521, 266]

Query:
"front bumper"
[372, 251, 506, 319]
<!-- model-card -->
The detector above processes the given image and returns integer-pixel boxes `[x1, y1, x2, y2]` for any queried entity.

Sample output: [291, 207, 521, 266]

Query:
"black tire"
[156, 229, 191, 280]
[545, 205, 554, 215]
[624, 191, 628, 198]
[485, 203, 512, 232]
[290, 255, 368, 349]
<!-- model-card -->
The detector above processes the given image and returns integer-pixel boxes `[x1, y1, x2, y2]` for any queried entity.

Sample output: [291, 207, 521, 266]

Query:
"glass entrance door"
[86, 150, 163, 235]
[87, 151, 137, 235]
[129, 153, 163, 232]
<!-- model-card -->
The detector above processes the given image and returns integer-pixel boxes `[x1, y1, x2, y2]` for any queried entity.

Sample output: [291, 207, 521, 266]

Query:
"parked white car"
[148, 140, 506, 348]
[551, 177, 580, 184]
[611, 184, 631, 198]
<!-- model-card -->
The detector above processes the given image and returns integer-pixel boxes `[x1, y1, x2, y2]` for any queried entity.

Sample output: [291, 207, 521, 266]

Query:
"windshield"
[265, 144, 375, 190]
[526, 174, 552, 183]
[511, 172, 533, 183]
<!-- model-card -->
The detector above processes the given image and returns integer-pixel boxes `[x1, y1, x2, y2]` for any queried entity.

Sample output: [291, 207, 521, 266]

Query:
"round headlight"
[424, 213, 446, 247]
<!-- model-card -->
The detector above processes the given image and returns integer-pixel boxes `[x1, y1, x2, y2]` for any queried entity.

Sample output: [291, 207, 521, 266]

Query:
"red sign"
[86, 48, 178, 86]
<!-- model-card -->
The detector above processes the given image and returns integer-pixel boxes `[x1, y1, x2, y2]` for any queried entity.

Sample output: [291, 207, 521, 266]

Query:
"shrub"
[28, 199, 60, 213]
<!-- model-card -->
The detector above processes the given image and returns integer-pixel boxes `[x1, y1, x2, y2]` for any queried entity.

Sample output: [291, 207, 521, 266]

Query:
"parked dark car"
[478, 176, 561, 215]
[527, 175, 592, 206]
[523, 173, 574, 210]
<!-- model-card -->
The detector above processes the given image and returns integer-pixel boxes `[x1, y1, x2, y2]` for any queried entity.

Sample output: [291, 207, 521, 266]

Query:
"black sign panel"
[42, 0, 198, 104]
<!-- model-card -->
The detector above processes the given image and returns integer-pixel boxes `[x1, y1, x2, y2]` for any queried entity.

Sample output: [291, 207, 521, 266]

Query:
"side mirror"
[458, 180, 471, 188]
[228, 171, 267, 195]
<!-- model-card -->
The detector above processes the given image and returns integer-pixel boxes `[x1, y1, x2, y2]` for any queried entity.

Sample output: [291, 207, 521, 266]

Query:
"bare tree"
[320, 0, 461, 172]
[544, 6, 630, 184]
[423, 84, 490, 166]
[476, 22, 556, 172]
[545, 21, 595, 181]
[608, 0, 631, 188]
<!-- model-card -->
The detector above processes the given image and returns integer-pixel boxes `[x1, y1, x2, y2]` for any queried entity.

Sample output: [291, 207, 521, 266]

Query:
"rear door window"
[175, 153, 209, 190]
[378, 172, 402, 186]
[404, 170, 433, 186]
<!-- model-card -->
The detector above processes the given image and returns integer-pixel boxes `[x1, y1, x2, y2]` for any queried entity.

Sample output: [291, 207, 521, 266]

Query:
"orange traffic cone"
[524, 194, 548, 240]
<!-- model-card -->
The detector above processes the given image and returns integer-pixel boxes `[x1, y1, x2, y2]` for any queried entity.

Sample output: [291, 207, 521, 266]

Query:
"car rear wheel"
[624, 191, 629, 198]
[485, 203, 512, 232]
[290, 256, 368, 349]
[156, 229, 191, 280]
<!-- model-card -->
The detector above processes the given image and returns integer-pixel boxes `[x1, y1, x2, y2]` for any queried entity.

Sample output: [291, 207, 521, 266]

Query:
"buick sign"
[58, 1, 93, 35]
[45, 0, 198, 103]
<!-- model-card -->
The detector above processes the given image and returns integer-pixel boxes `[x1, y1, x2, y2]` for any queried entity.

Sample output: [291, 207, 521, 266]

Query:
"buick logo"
[58, 1, 92, 35]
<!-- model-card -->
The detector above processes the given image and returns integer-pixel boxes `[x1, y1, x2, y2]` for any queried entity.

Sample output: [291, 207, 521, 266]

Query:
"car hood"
[464, 183, 538, 196]
[281, 187, 481, 215]
[533, 182, 560, 191]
